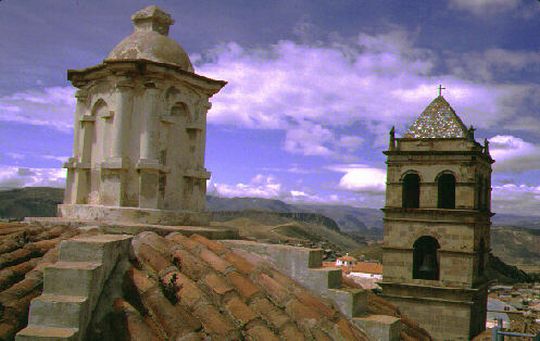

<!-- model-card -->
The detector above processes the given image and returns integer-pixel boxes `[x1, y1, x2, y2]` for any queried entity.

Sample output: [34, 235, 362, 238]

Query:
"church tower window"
[402, 173, 420, 208]
[437, 173, 456, 209]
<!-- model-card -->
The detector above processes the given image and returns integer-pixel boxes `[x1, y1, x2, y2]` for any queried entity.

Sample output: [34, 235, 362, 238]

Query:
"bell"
[419, 254, 436, 274]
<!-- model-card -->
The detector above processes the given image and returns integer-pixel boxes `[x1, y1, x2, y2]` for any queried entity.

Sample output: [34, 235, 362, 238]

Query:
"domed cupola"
[106, 5, 194, 72]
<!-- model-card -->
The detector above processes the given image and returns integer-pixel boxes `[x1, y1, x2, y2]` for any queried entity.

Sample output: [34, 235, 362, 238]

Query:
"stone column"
[137, 82, 162, 209]
[64, 89, 89, 204]
[101, 78, 133, 206]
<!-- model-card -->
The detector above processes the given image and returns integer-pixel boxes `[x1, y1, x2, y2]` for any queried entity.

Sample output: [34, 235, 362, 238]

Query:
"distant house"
[348, 262, 383, 281]
[335, 253, 357, 267]
[486, 298, 516, 329]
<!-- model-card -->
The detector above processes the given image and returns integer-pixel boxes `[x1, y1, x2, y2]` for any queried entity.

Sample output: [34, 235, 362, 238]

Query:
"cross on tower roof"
[438, 84, 446, 97]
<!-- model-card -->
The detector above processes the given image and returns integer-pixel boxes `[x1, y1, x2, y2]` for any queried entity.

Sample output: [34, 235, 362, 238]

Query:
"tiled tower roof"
[405, 96, 468, 138]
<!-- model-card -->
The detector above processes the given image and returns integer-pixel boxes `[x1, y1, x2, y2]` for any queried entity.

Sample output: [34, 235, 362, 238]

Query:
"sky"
[1, 0, 540, 215]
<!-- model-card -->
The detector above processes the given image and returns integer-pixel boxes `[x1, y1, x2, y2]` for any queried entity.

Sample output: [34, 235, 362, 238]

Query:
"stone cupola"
[61, 6, 226, 226]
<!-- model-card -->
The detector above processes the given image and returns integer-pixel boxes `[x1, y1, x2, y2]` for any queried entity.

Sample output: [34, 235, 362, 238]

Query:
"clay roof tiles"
[120, 231, 370, 340]
[0, 223, 82, 340]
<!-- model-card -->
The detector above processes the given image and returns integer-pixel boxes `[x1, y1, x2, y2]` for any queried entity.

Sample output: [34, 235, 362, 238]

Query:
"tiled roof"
[349, 262, 383, 275]
[116, 231, 370, 340]
[0, 223, 81, 340]
[405, 96, 468, 139]
[342, 276, 433, 340]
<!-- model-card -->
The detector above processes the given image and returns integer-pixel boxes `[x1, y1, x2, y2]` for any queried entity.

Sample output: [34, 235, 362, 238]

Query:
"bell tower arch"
[381, 95, 494, 340]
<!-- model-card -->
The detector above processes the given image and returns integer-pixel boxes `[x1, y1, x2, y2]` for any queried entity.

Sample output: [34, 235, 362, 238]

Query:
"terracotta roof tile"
[126, 232, 370, 340]
[281, 322, 306, 340]
[350, 262, 383, 274]
[226, 271, 261, 301]
[256, 272, 291, 306]
[190, 233, 227, 254]
[199, 247, 233, 273]
[0, 222, 81, 340]
[249, 297, 291, 329]
[285, 297, 322, 326]
[245, 324, 280, 341]
[167, 233, 200, 252]
[193, 303, 236, 337]
[203, 271, 234, 296]
[171, 248, 207, 281]
[294, 289, 336, 319]
[162, 271, 206, 308]
[112, 298, 160, 341]
[224, 295, 258, 326]
[223, 250, 256, 274]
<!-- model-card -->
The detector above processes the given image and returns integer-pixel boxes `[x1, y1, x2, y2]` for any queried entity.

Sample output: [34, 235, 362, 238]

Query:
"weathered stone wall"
[382, 135, 492, 339]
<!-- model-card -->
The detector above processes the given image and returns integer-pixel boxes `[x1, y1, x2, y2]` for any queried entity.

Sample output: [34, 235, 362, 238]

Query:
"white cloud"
[197, 31, 531, 155]
[209, 174, 284, 199]
[209, 174, 338, 204]
[0, 165, 66, 189]
[328, 164, 387, 193]
[492, 183, 540, 216]
[0, 86, 75, 132]
[448, 0, 521, 15]
[489, 135, 540, 172]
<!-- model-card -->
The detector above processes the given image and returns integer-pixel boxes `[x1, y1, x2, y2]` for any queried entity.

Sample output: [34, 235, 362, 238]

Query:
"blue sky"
[1, 0, 540, 215]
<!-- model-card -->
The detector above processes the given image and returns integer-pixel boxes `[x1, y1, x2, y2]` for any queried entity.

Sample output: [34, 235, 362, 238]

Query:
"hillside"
[0, 187, 63, 220]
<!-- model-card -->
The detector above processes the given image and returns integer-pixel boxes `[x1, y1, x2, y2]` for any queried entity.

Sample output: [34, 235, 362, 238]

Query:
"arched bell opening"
[402, 173, 420, 208]
[437, 173, 456, 209]
[413, 236, 440, 280]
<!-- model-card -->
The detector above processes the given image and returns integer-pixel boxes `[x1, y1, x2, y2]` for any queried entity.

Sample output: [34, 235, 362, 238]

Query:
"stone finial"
[132, 5, 175, 36]
[484, 138, 490, 156]
[389, 126, 396, 151]
[467, 125, 475, 141]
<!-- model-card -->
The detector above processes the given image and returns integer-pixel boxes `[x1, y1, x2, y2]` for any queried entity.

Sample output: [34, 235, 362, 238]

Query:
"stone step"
[353, 315, 401, 341]
[28, 294, 89, 329]
[326, 288, 367, 318]
[59, 234, 131, 264]
[43, 261, 102, 296]
[304, 268, 343, 294]
[16, 326, 79, 341]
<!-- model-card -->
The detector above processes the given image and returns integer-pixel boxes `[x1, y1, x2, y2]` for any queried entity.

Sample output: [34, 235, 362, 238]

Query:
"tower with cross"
[380, 92, 494, 340]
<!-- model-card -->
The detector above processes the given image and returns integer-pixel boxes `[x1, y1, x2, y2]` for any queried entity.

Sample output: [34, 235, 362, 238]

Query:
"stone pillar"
[137, 82, 162, 209]
[64, 90, 88, 204]
[101, 79, 133, 206]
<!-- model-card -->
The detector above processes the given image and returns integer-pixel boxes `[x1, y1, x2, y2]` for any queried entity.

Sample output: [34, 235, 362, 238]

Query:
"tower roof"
[404, 96, 468, 139]
[106, 6, 193, 72]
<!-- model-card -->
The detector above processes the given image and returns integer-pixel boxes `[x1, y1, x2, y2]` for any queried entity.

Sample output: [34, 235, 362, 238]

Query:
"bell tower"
[380, 95, 494, 340]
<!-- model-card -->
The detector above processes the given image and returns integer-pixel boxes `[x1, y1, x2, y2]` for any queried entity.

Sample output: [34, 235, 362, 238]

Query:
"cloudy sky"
[1, 0, 540, 215]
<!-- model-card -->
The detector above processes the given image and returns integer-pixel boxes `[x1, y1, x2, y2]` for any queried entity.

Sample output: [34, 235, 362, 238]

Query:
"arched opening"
[437, 173, 456, 209]
[402, 173, 420, 208]
[478, 239, 486, 276]
[413, 236, 440, 280]
[171, 102, 189, 118]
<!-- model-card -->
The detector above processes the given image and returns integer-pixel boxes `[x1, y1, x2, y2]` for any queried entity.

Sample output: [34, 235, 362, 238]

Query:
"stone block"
[303, 268, 342, 294]
[59, 234, 131, 274]
[28, 294, 89, 329]
[353, 315, 401, 341]
[16, 326, 79, 341]
[44, 262, 102, 297]
[326, 288, 367, 318]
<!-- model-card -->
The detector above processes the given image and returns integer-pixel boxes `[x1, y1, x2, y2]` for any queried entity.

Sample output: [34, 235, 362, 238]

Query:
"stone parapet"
[58, 204, 210, 226]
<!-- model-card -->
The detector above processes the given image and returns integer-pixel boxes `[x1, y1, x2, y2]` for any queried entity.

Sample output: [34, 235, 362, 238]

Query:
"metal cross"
[438, 84, 446, 96]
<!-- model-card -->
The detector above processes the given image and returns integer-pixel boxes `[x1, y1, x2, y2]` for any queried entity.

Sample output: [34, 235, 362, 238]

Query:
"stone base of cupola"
[57, 204, 210, 226]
